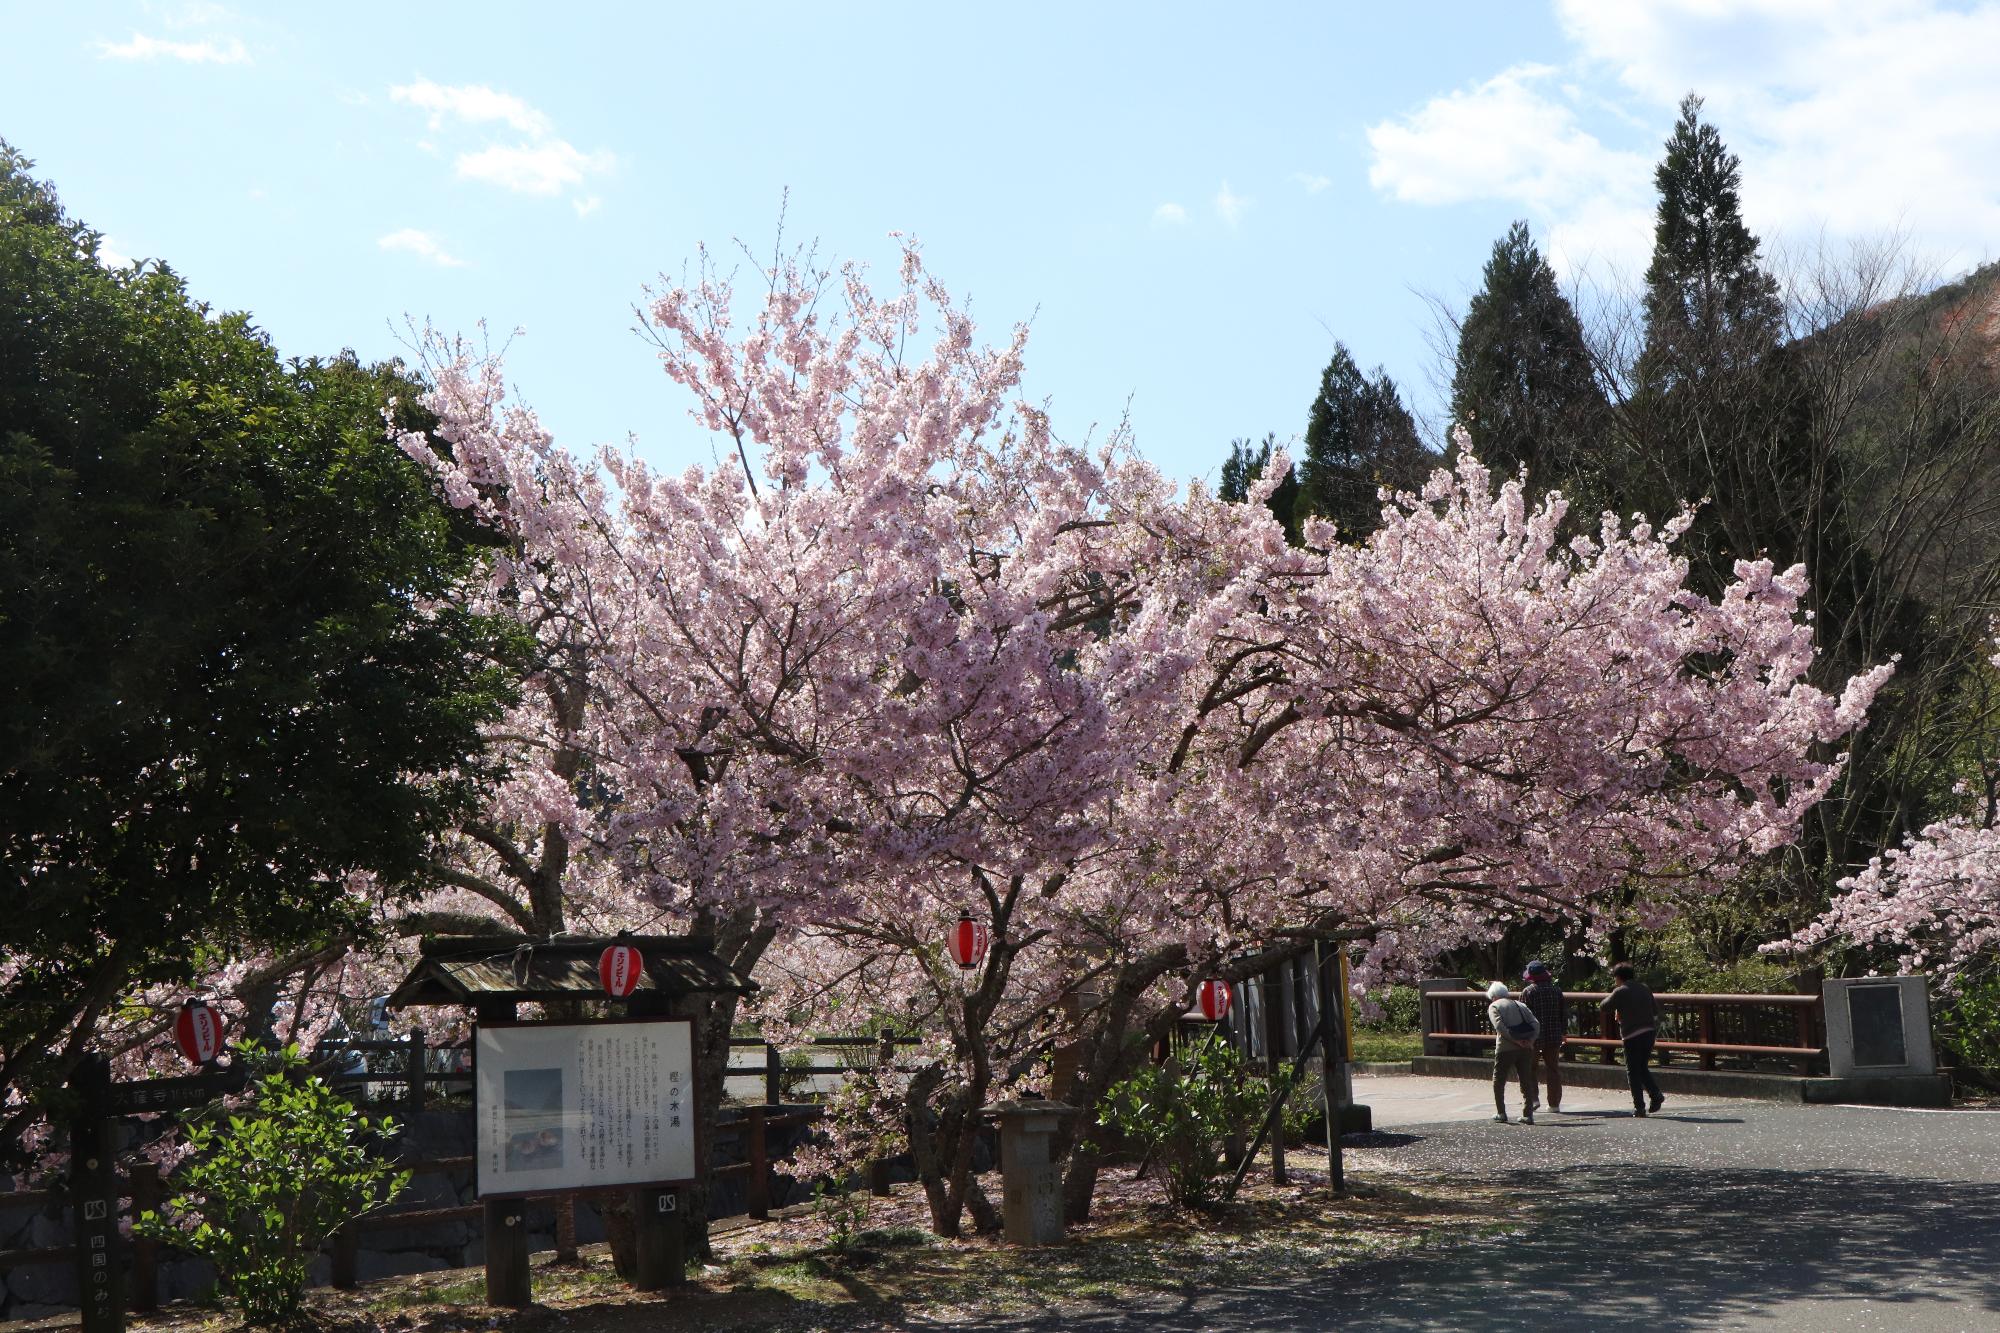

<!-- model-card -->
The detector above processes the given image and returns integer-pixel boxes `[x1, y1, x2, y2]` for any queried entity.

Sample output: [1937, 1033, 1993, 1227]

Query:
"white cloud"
[1291, 172, 1333, 194]
[378, 228, 467, 268]
[457, 142, 612, 196]
[1370, 2, 2000, 279]
[1366, 64, 1648, 211]
[96, 236, 133, 269]
[390, 79, 552, 138]
[1152, 201, 1188, 225]
[97, 31, 248, 63]
[1213, 181, 1251, 227]
[388, 78, 613, 205]
[1551, 0, 2000, 270]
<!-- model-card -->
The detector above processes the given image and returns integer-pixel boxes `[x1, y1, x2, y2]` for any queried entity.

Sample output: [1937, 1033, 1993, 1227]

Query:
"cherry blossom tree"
[1774, 643, 2000, 986]
[391, 235, 1897, 1238]
[753, 442, 1893, 1227]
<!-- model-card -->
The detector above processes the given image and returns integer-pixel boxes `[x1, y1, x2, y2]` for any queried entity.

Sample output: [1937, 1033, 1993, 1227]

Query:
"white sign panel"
[475, 1019, 696, 1197]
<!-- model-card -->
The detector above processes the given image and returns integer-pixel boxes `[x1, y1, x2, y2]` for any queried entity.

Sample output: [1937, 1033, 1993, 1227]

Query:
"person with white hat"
[1486, 979, 1541, 1123]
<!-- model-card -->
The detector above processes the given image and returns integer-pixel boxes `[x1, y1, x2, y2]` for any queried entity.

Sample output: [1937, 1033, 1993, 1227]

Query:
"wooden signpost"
[69, 1056, 123, 1333]
[64, 1054, 246, 1333]
[386, 933, 755, 1309]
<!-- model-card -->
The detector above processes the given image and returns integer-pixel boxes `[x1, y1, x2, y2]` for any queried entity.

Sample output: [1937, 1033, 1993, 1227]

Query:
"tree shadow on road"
[959, 1163, 2000, 1332]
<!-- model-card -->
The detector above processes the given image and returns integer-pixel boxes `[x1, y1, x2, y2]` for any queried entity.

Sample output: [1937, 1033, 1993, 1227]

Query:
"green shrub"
[136, 1044, 408, 1328]
[1936, 973, 2000, 1079]
[1094, 1036, 1278, 1211]
[1359, 985, 1420, 1031]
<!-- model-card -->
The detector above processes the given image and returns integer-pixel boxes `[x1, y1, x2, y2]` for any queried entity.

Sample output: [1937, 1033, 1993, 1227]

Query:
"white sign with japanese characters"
[475, 1019, 696, 1197]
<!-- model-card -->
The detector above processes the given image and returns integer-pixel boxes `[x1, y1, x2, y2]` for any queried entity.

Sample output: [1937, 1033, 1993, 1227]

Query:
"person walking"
[1519, 960, 1568, 1113]
[1486, 980, 1540, 1123]
[1600, 962, 1666, 1116]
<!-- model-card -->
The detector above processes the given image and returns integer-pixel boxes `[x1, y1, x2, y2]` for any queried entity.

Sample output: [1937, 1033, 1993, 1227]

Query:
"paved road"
[977, 1075, 2000, 1332]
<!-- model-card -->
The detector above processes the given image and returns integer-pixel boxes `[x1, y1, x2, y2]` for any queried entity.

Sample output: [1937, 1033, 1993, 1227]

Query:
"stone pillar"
[986, 1100, 1071, 1246]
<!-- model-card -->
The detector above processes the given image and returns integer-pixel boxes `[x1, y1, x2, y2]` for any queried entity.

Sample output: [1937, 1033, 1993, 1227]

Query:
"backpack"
[1496, 998, 1538, 1044]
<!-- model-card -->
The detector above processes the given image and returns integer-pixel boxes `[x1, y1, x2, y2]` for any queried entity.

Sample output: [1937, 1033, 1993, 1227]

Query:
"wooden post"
[473, 998, 528, 1308]
[1699, 1002, 1717, 1071]
[764, 1042, 783, 1106]
[406, 1028, 427, 1112]
[1262, 966, 1289, 1184]
[746, 1108, 771, 1219]
[868, 1034, 894, 1197]
[630, 1186, 685, 1289]
[1316, 944, 1345, 1193]
[331, 1223, 359, 1290]
[482, 1198, 532, 1308]
[127, 1161, 160, 1313]
[69, 1056, 124, 1333]
[554, 1195, 578, 1264]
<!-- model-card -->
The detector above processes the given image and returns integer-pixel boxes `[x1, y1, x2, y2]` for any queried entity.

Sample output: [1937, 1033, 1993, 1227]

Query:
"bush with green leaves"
[136, 1045, 407, 1328]
[1094, 1036, 1282, 1211]
[1935, 973, 2000, 1084]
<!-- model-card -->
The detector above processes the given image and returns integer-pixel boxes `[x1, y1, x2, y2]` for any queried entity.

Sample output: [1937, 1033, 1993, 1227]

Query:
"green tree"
[1294, 344, 1432, 541]
[1639, 94, 1785, 384]
[0, 143, 515, 1147]
[1601, 101, 2000, 971]
[1450, 220, 1610, 507]
[1219, 432, 1302, 544]
[1625, 93, 1813, 590]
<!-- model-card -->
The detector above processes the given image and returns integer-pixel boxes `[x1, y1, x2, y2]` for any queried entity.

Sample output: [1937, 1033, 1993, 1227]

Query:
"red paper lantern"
[1197, 978, 1232, 1023]
[599, 942, 645, 998]
[949, 915, 989, 970]
[174, 997, 223, 1066]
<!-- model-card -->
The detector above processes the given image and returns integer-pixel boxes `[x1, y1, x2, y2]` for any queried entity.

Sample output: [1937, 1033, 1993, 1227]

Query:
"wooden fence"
[0, 1030, 917, 1315]
[308, 1031, 917, 1110]
[1422, 987, 1827, 1073]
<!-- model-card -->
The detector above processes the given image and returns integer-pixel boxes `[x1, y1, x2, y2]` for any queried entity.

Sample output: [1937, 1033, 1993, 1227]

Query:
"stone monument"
[1822, 976, 1936, 1079]
[987, 1099, 1070, 1246]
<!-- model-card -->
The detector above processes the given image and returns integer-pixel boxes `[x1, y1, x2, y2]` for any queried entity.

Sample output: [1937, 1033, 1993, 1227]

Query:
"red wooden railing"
[1422, 986, 1825, 1074]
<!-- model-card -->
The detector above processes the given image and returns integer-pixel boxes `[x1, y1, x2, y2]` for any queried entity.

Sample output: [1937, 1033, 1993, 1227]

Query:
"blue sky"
[7, 2, 1999, 485]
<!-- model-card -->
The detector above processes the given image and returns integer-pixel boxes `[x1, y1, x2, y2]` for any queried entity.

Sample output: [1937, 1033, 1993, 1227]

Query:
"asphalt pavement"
[971, 1074, 2000, 1332]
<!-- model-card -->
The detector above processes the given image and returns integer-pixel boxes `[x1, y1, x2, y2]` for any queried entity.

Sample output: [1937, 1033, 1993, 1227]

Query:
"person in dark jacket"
[1599, 962, 1665, 1116]
[1519, 960, 1568, 1112]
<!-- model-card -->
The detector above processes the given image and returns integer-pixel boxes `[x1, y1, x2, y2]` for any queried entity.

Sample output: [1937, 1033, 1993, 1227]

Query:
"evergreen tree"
[1640, 94, 1785, 385]
[1219, 432, 1302, 543]
[1628, 94, 1808, 590]
[1294, 344, 1431, 541]
[1450, 221, 1609, 506]
[0, 143, 516, 1121]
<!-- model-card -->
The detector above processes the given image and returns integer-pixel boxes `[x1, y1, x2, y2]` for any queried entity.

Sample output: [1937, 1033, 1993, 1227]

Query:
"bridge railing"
[1422, 985, 1825, 1074]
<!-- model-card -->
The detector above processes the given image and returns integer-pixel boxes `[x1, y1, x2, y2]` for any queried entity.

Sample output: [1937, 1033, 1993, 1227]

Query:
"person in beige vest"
[1486, 980, 1540, 1124]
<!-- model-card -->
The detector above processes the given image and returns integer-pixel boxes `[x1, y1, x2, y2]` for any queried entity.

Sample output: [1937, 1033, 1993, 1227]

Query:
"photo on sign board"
[502, 1067, 566, 1171]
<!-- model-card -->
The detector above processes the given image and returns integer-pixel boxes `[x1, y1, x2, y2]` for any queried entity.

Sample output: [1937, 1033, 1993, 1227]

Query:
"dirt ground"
[63, 1148, 1502, 1333]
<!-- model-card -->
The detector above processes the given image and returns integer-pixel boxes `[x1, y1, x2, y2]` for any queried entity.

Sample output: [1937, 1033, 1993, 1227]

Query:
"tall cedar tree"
[1617, 96, 1948, 963]
[0, 143, 516, 1134]
[1293, 344, 1432, 541]
[1219, 433, 1302, 544]
[1628, 94, 1829, 595]
[1451, 221, 1610, 508]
